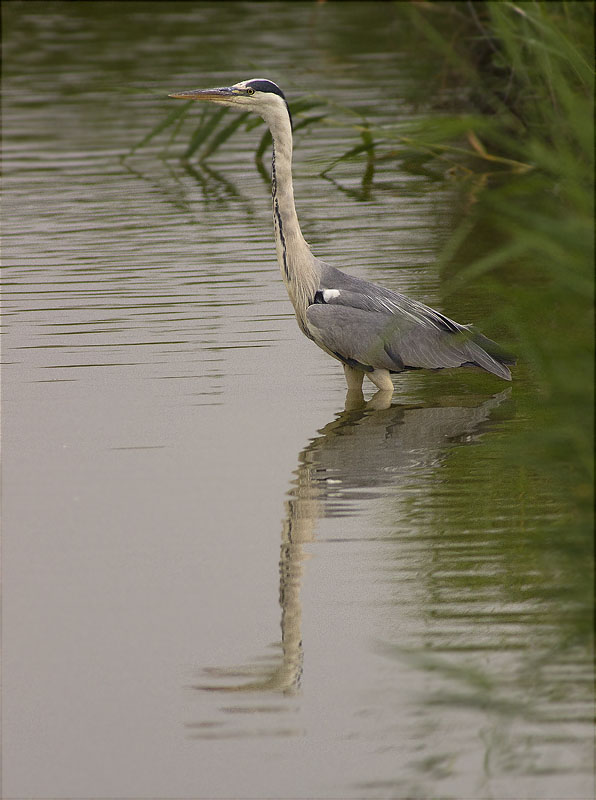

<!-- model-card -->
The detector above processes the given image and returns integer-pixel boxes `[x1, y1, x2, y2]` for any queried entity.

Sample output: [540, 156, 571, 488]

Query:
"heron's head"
[169, 78, 292, 128]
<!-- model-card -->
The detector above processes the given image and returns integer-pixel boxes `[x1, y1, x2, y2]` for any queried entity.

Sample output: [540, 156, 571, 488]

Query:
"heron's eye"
[245, 87, 255, 95]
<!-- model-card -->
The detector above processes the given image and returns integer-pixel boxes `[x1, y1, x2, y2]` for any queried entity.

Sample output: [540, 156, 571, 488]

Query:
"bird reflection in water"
[192, 389, 511, 697]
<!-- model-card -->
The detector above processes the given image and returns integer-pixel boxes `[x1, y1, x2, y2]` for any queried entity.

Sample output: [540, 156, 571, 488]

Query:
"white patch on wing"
[323, 289, 340, 302]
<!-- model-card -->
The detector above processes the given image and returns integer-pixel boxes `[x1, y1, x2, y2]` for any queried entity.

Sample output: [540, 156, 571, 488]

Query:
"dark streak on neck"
[272, 143, 290, 280]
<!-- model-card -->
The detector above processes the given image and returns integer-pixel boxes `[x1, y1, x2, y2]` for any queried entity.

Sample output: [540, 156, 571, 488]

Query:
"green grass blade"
[320, 139, 374, 176]
[126, 101, 192, 156]
[442, 241, 529, 295]
[199, 111, 251, 161]
[184, 107, 229, 159]
[293, 114, 328, 133]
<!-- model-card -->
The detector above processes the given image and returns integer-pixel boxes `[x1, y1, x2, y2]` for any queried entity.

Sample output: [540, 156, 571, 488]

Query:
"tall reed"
[411, 0, 594, 636]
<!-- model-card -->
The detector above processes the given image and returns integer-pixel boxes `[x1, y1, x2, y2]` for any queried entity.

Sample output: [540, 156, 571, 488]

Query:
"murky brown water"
[2, 3, 593, 799]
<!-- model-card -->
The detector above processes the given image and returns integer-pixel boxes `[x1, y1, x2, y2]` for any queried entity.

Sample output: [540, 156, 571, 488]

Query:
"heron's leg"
[367, 368, 394, 393]
[366, 389, 393, 411]
[343, 364, 364, 392]
[343, 365, 365, 410]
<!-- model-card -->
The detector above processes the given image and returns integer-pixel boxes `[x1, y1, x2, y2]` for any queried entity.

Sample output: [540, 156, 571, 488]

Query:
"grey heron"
[169, 78, 515, 399]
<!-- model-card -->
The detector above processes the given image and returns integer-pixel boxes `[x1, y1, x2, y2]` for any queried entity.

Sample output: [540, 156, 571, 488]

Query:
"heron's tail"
[464, 326, 516, 381]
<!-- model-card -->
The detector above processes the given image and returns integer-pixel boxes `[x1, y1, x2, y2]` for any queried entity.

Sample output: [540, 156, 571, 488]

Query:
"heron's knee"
[367, 369, 394, 392]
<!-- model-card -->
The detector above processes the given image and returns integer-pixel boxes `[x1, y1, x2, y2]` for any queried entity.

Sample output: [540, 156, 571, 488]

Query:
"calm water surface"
[2, 3, 593, 799]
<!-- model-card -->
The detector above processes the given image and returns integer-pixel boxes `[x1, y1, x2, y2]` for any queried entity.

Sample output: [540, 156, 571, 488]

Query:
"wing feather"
[306, 289, 512, 380]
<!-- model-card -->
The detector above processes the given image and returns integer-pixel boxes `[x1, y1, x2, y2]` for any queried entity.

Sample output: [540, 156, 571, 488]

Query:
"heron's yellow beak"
[168, 87, 236, 102]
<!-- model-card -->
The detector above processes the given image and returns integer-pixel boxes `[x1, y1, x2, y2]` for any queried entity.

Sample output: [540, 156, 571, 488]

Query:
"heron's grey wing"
[305, 304, 397, 371]
[316, 274, 461, 333]
[307, 292, 512, 379]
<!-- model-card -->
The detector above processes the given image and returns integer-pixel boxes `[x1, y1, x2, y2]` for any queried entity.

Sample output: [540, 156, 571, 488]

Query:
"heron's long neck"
[268, 112, 318, 322]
